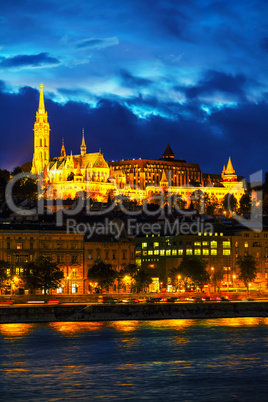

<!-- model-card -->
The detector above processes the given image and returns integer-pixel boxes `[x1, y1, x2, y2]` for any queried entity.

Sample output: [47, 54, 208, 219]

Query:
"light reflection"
[49, 322, 104, 335]
[200, 317, 268, 327]
[148, 319, 194, 331]
[108, 321, 141, 332]
[0, 324, 35, 339]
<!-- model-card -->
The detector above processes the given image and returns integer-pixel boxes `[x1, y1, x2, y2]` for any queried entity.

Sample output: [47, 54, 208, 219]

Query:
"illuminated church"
[31, 84, 244, 203]
[31, 83, 115, 200]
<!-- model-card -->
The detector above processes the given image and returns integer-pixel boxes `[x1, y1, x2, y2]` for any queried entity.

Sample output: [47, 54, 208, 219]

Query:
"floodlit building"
[0, 229, 135, 295]
[31, 84, 115, 201]
[30, 83, 244, 204]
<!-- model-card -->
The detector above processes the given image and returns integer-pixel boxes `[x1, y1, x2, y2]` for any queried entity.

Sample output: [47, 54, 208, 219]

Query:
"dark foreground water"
[0, 318, 268, 401]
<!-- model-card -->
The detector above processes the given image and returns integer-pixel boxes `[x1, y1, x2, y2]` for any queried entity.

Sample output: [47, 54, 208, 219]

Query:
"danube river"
[0, 318, 268, 401]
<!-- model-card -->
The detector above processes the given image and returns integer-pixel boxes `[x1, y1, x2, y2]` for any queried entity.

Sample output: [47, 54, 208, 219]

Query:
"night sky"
[0, 0, 268, 180]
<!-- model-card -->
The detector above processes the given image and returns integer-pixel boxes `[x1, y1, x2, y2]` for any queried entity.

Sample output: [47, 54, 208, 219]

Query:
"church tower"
[80, 128, 87, 156]
[31, 83, 50, 174]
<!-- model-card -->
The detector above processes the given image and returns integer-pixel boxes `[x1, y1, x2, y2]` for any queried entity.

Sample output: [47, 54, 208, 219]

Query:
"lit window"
[223, 250, 231, 255]
[143, 251, 147, 256]
[142, 243, 147, 249]
[154, 250, 159, 255]
[194, 242, 201, 246]
[17, 243, 22, 250]
[178, 249, 183, 255]
[186, 249, 193, 255]
[172, 250, 177, 255]
[148, 250, 153, 255]
[166, 250, 171, 256]
[154, 242, 159, 248]
[202, 241, 208, 246]
[194, 249, 201, 255]
[211, 241, 217, 248]
[211, 250, 217, 255]
[244, 242, 249, 248]
[160, 250, 165, 256]
[203, 249, 209, 255]
[71, 284, 78, 294]
[223, 241, 231, 248]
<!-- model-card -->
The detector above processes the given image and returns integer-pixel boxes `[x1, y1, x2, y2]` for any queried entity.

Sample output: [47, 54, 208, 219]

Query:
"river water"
[0, 318, 268, 401]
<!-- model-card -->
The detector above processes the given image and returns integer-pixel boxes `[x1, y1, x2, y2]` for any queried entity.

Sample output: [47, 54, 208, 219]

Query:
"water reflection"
[199, 317, 268, 327]
[148, 319, 194, 331]
[108, 321, 141, 332]
[0, 323, 35, 339]
[49, 322, 104, 335]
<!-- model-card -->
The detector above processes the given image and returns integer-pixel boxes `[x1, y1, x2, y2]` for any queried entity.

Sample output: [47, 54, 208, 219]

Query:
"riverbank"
[1, 301, 268, 323]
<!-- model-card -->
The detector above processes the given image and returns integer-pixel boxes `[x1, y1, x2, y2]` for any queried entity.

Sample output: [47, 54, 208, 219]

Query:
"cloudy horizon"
[0, 0, 267, 180]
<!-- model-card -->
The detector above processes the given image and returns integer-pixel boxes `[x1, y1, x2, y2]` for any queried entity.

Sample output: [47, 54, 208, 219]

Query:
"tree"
[133, 269, 152, 292]
[0, 260, 9, 294]
[205, 195, 219, 215]
[210, 267, 224, 292]
[22, 256, 64, 295]
[12, 174, 38, 200]
[117, 263, 138, 292]
[237, 255, 257, 292]
[87, 262, 117, 291]
[173, 193, 187, 211]
[0, 169, 10, 198]
[223, 193, 238, 216]
[179, 256, 209, 291]
[239, 192, 252, 215]
[11, 166, 23, 176]
[190, 190, 205, 213]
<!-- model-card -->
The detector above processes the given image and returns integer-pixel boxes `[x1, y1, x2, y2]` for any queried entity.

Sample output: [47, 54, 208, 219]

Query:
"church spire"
[38, 82, 45, 113]
[225, 157, 235, 174]
[60, 138, 66, 157]
[81, 128, 87, 156]
[31, 83, 50, 175]
[160, 170, 168, 187]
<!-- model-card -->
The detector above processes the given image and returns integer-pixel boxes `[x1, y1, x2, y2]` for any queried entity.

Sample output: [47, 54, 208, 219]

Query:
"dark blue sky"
[0, 0, 268, 179]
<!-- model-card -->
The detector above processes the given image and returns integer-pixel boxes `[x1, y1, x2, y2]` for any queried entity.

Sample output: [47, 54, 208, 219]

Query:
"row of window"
[6, 242, 80, 250]
[141, 241, 231, 249]
[6, 254, 80, 264]
[139, 249, 231, 256]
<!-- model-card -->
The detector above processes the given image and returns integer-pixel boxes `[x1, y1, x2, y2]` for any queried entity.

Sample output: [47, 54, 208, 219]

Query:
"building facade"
[232, 231, 268, 289]
[0, 230, 135, 295]
[29, 84, 244, 205]
[109, 145, 202, 190]
[135, 232, 234, 292]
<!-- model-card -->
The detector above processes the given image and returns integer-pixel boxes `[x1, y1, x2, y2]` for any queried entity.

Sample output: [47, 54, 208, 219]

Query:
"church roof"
[163, 144, 174, 158]
[225, 157, 235, 174]
[49, 152, 109, 171]
[160, 169, 168, 183]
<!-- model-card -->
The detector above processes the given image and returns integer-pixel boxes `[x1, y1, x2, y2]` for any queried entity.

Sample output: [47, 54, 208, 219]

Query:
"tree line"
[0, 254, 258, 295]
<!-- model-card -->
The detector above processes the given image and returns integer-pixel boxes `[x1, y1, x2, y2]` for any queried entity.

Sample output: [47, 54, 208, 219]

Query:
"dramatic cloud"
[0, 0, 267, 180]
[76, 37, 119, 49]
[119, 70, 152, 89]
[179, 70, 247, 101]
[0, 52, 60, 69]
[1, 82, 268, 181]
